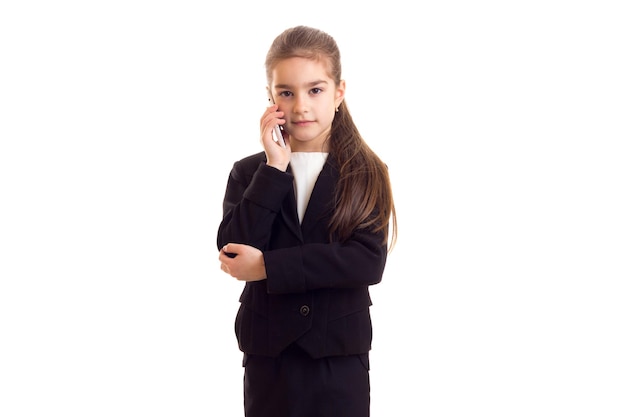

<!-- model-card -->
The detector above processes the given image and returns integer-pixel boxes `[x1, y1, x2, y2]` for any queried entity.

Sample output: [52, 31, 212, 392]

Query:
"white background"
[1, 1, 625, 416]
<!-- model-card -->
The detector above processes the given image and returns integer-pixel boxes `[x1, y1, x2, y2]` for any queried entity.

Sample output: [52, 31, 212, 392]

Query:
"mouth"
[292, 120, 315, 126]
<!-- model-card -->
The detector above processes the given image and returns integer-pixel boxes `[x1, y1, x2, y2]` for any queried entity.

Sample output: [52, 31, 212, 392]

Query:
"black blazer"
[217, 152, 387, 359]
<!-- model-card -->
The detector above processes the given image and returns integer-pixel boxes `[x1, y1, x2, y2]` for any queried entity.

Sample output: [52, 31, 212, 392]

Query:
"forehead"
[271, 57, 333, 88]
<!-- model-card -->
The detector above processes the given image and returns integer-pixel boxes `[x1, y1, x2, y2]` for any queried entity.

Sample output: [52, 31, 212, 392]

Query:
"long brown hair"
[265, 26, 397, 250]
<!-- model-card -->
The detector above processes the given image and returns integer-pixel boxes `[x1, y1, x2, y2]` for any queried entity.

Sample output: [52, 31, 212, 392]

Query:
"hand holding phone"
[268, 97, 286, 148]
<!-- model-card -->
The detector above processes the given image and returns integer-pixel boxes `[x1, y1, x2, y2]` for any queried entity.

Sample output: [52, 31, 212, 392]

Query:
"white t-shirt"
[289, 152, 329, 224]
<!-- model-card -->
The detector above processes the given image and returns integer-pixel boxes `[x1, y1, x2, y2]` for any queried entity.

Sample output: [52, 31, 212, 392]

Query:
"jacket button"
[299, 305, 310, 316]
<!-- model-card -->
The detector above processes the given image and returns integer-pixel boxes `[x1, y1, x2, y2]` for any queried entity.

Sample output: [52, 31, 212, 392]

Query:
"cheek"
[321, 107, 334, 122]
[324, 99, 337, 115]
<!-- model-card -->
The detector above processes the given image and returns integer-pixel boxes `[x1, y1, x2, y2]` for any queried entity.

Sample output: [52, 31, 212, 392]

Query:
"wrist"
[266, 161, 289, 172]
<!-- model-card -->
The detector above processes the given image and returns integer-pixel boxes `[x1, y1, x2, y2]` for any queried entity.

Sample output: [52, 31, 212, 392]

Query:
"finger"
[261, 109, 284, 131]
[221, 244, 238, 259]
[260, 106, 280, 126]
[225, 243, 240, 252]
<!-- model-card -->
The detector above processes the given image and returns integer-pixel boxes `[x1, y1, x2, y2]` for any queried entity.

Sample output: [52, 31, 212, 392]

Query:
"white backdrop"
[1, 1, 625, 416]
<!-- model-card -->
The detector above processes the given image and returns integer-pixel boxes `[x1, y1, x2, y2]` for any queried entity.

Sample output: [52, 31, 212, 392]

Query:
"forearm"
[264, 230, 387, 294]
[217, 163, 293, 250]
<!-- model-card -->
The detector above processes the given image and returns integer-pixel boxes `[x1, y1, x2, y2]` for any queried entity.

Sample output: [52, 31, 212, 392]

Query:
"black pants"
[243, 344, 370, 417]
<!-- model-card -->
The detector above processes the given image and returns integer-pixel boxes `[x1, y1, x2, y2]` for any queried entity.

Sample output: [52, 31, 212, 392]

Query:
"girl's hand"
[219, 243, 267, 282]
[260, 104, 291, 171]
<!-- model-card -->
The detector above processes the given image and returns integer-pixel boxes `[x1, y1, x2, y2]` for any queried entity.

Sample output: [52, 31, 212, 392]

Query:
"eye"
[310, 87, 323, 95]
[278, 91, 293, 97]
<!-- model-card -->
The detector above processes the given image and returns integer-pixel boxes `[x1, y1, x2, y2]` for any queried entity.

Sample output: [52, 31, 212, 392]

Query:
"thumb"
[222, 242, 240, 254]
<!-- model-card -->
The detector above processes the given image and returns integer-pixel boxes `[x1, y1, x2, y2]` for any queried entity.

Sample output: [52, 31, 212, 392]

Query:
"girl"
[217, 25, 397, 417]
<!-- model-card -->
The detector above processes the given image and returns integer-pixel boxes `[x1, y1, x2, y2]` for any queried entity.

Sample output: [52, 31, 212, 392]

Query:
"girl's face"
[269, 57, 345, 152]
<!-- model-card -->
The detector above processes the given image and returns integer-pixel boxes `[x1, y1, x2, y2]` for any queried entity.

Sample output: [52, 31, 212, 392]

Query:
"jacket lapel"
[280, 165, 304, 242]
[300, 160, 337, 237]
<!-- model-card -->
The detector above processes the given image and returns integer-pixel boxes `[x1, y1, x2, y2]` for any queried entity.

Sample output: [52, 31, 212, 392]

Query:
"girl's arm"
[217, 159, 293, 251]
[263, 227, 388, 293]
[219, 225, 387, 292]
[217, 105, 293, 251]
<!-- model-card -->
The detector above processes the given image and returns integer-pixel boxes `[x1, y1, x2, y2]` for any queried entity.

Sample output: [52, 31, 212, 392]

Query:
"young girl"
[217, 25, 397, 417]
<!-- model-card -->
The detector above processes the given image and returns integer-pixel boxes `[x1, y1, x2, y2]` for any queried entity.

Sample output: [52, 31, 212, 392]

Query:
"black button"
[299, 305, 310, 316]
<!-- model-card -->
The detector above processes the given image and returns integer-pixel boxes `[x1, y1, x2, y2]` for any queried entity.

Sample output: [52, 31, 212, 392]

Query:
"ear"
[334, 79, 346, 109]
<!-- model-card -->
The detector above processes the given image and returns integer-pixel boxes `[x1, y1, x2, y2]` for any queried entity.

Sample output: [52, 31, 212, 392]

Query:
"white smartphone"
[268, 96, 286, 148]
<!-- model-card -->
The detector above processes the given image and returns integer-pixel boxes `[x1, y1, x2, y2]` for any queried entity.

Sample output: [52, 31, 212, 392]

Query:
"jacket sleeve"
[263, 226, 388, 294]
[218, 155, 388, 295]
[217, 160, 293, 251]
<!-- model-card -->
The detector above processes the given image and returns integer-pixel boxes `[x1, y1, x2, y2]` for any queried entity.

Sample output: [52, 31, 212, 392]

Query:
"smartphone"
[268, 96, 286, 148]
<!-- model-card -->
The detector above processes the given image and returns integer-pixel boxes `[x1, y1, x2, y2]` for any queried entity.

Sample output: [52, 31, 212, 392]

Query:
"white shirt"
[289, 152, 329, 224]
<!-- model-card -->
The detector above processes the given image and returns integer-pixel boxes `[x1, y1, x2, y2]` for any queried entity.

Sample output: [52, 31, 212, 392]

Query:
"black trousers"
[242, 344, 370, 417]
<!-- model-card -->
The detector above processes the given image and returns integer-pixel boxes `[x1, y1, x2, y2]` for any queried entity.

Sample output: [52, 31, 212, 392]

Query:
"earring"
[335, 107, 339, 113]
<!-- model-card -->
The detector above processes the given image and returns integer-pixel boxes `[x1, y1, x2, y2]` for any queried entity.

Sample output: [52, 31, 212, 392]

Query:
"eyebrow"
[274, 80, 329, 90]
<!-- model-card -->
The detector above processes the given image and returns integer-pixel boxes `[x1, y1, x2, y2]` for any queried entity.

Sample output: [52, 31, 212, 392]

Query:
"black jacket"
[217, 152, 387, 359]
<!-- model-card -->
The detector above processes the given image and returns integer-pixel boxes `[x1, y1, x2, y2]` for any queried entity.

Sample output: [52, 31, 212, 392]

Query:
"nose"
[292, 94, 308, 114]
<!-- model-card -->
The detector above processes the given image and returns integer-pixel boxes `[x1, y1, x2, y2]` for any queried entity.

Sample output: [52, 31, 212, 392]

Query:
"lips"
[293, 120, 314, 126]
